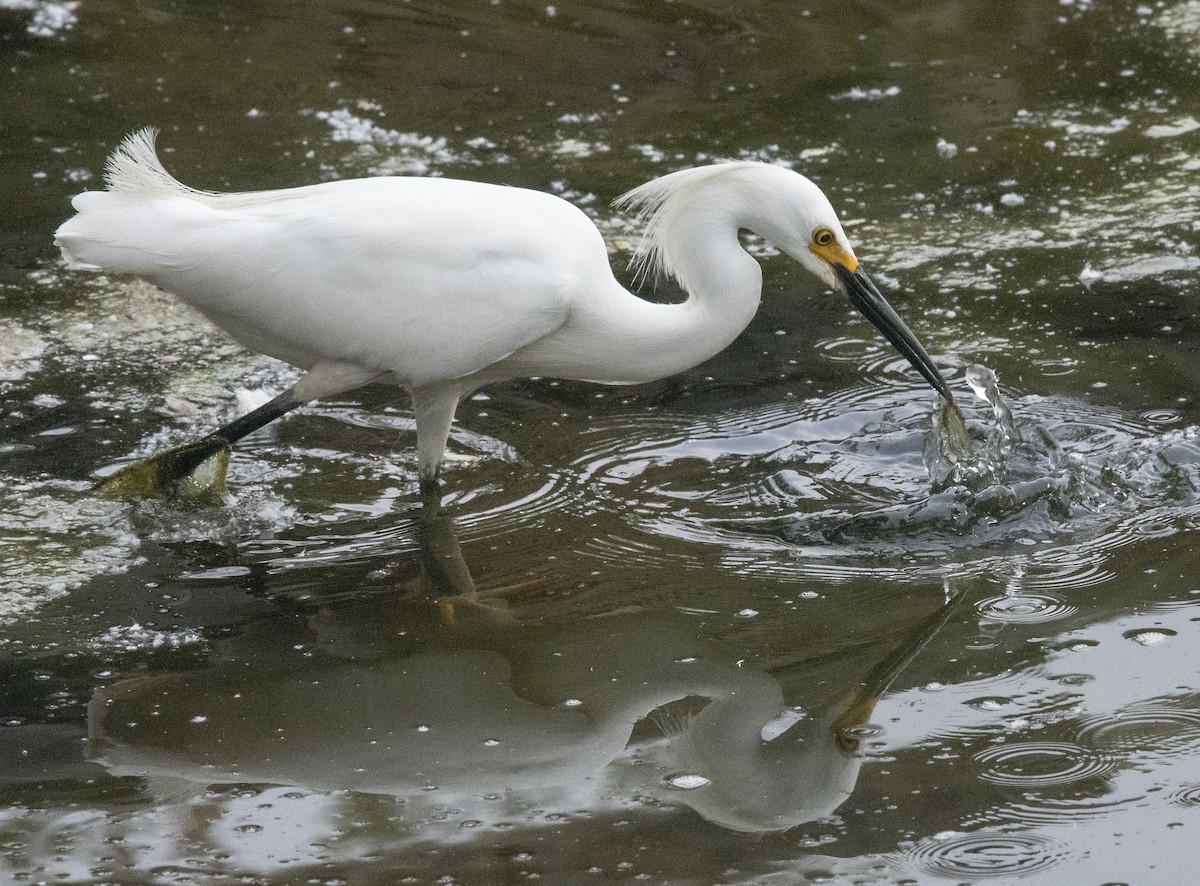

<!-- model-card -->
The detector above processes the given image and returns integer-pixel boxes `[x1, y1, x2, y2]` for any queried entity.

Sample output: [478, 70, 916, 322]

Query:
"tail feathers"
[57, 128, 216, 274]
[55, 191, 212, 276]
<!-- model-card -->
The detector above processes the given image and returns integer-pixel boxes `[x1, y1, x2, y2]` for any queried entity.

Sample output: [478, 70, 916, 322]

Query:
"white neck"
[507, 210, 763, 385]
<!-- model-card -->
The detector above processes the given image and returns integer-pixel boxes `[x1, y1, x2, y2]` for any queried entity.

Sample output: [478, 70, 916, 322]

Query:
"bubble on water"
[664, 773, 711, 790]
[314, 108, 461, 175]
[1158, 2, 1200, 58]
[0, 480, 143, 625]
[1123, 628, 1177, 646]
[88, 624, 205, 652]
[4, 1, 79, 38]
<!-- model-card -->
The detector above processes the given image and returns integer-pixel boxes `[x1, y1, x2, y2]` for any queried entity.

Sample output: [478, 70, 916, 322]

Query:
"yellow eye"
[812, 227, 835, 247]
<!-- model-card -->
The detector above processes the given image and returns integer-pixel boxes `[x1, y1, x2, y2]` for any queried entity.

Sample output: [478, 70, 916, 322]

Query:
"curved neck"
[517, 218, 763, 385]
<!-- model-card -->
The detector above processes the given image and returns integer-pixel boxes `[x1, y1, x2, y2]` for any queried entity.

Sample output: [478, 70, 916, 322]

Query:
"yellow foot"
[95, 441, 231, 501]
[435, 577, 542, 627]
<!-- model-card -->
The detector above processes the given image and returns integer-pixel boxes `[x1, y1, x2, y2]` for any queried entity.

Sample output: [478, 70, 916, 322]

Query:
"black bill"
[834, 263, 957, 407]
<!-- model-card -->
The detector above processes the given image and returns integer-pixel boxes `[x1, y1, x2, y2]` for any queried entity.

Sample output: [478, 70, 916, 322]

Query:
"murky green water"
[3, 1, 1200, 883]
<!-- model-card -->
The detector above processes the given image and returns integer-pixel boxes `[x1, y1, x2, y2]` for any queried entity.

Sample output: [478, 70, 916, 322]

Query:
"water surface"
[2, 1, 1200, 883]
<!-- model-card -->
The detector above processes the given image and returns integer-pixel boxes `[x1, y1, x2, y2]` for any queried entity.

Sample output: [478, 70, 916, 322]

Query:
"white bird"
[56, 128, 958, 499]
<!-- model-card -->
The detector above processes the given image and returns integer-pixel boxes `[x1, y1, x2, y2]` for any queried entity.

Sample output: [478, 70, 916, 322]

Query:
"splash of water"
[733, 363, 1200, 573]
[926, 365, 1034, 492]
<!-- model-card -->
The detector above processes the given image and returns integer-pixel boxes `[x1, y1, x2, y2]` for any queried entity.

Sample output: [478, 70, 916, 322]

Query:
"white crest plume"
[615, 162, 749, 286]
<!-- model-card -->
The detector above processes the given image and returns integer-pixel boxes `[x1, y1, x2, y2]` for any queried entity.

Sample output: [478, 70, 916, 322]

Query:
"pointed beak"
[833, 263, 958, 407]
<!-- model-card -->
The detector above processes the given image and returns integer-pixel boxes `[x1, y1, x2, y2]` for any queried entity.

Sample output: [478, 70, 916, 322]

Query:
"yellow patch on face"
[808, 228, 859, 273]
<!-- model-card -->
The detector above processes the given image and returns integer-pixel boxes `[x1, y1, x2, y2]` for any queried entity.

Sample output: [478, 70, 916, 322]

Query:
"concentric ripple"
[1071, 703, 1200, 759]
[975, 593, 1078, 625]
[969, 795, 1139, 828]
[972, 741, 1115, 787]
[902, 830, 1070, 880]
[1168, 785, 1200, 808]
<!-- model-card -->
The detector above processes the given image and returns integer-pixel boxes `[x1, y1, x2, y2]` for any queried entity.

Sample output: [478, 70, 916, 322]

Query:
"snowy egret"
[56, 129, 958, 498]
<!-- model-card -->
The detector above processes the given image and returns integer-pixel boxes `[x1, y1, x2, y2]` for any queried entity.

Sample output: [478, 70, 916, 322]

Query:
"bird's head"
[768, 171, 959, 409]
[620, 162, 959, 410]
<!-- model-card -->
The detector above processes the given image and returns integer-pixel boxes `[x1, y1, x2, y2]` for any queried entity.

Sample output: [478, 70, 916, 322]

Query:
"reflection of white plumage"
[56, 128, 955, 497]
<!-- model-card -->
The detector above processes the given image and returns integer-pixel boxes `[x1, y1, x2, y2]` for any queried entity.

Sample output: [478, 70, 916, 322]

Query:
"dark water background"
[2, 1, 1200, 883]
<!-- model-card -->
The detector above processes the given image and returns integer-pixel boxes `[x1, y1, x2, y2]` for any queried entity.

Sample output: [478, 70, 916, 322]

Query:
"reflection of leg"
[416, 507, 529, 625]
[417, 508, 476, 599]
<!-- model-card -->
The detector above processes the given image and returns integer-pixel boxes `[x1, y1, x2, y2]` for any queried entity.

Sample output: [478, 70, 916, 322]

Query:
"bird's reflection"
[88, 509, 961, 834]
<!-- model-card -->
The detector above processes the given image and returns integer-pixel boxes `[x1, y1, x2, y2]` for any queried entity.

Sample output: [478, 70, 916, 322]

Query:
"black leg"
[418, 473, 442, 511]
[212, 390, 305, 446]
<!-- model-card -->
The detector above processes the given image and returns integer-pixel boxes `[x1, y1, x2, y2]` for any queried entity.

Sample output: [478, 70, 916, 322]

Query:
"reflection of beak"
[833, 263, 958, 408]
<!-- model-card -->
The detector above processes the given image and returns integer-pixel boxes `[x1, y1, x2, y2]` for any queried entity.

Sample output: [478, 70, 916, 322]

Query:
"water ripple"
[903, 830, 1070, 880]
[969, 795, 1139, 828]
[560, 367, 1200, 587]
[972, 740, 1116, 787]
[1071, 702, 1200, 760]
[1169, 785, 1200, 808]
[976, 593, 1078, 624]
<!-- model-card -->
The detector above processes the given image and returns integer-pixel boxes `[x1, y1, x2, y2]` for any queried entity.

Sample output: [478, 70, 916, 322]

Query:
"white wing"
[57, 175, 607, 386]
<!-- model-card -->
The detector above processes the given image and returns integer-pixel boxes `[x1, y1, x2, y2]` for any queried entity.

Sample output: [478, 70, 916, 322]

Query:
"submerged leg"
[97, 360, 384, 499]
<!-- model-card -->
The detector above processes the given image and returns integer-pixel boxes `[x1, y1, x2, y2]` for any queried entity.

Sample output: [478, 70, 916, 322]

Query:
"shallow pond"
[2, 1, 1200, 883]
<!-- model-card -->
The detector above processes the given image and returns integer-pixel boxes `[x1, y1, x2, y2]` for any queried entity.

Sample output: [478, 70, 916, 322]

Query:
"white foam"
[0, 0, 79, 37]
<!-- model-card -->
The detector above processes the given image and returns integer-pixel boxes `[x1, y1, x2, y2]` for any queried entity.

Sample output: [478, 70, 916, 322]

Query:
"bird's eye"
[812, 227, 835, 247]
